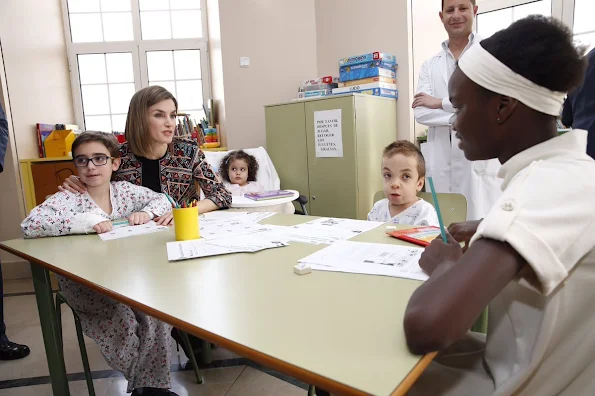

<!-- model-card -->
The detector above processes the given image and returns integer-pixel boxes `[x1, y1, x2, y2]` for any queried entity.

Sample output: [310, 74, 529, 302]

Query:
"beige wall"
[217, 0, 318, 150]
[0, 57, 27, 275]
[412, 0, 448, 136]
[315, 0, 415, 142]
[206, 0, 228, 147]
[0, 0, 73, 278]
[0, 0, 74, 160]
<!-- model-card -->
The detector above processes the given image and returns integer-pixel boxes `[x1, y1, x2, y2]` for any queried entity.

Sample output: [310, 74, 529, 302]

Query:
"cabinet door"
[265, 103, 310, 213]
[305, 97, 357, 218]
[31, 161, 78, 205]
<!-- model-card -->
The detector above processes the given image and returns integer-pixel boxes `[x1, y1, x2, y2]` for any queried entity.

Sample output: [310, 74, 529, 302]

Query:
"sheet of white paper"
[166, 233, 288, 261]
[314, 109, 343, 158]
[241, 212, 277, 223]
[200, 223, 274, 241]
[299, 241, 428, 281]
[199, 211, 248, 224]
[303, 217, 383, 235]
[99, 221, 169, 241]
[199, 212, 277, 240]
[261, 224, 355, 245]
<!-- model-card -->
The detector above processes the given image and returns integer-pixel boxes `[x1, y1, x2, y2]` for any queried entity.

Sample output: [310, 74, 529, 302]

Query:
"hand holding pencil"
[418, 177, 463, 276]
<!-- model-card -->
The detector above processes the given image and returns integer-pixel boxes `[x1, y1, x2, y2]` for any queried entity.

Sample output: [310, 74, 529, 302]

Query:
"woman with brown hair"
[60, 85, 232, 224]
[60, 85, 231, 372]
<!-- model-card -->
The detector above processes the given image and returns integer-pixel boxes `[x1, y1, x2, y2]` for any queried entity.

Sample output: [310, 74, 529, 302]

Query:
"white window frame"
[60, 0, 211, 130]
[476, 0, 578, 28]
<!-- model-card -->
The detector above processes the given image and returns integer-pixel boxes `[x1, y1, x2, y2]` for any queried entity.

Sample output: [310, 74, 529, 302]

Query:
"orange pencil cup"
[173, 206, 200, 241]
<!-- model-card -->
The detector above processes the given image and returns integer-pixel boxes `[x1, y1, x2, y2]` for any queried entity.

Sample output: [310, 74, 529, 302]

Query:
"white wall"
[315, 0, 415, 141]
[217, 0, 318, 150]
[0, 0, 74, 278]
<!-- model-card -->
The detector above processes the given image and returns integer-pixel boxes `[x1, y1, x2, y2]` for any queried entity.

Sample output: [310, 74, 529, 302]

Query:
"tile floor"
[0, 278, 308, 396]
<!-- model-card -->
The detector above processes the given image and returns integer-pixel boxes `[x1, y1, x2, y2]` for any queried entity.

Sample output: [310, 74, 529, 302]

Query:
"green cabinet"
[265, 94, 397, 220]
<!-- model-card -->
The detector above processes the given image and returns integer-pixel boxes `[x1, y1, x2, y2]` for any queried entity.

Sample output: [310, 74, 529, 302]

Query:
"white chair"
[202, 147, 308, 214]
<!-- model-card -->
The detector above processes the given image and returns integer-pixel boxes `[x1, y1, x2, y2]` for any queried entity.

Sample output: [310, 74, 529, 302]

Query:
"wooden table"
[0, 214, 435, 396]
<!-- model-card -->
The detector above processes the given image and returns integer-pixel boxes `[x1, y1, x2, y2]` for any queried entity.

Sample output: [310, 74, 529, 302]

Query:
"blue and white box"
[297, 89, 332, 99]
[339, 52, 397, 67]
[340, 67, 396, 82]
[332, 82, 398, 95]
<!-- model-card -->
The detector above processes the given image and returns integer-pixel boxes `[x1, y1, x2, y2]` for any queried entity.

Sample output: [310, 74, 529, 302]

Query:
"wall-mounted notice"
[314, 109, 343, 158]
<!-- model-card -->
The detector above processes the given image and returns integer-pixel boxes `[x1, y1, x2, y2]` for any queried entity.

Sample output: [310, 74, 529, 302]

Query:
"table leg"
[31, 263, 70, 396]
[201, 339, 212, 364]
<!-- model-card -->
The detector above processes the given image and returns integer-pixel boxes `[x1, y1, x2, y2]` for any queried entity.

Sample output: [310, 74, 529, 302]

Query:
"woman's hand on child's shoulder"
[419, 232, 462, 276]
[93, 221, 113, 234]
[128, 212, 151, 226]
[58, 175, 87, 194]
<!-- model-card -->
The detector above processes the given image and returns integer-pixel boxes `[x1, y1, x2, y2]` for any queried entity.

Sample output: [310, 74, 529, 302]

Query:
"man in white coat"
[413, 0, 501, 221]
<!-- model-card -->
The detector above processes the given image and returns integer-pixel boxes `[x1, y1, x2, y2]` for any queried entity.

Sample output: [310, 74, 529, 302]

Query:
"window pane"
[68, 0, 100, 13]
[513, 0, 551, 21]
[111, 114, 128, 133]
[574, 0, 595, 34]
[109, 83, 135, 113]
[171, 10, 202, 39]
[149, 81, 177, 96]
[70, 14, 103, 43]
[178, 109, 205, 123]
[147, 51, 175, 81]
[477, 8, 513, 38]
[102, 12, 134, 41]
[106, 53, 134, 83]
[170, 0, 201, 10]
[100, 0, 131, 12]
[140, 11, 172, 40]
[176, 80, 203, 110]
[174, 50, 201, 80]
[78, 54, 107, 84]
[575, 32, 595, 53]
[82, 85, 110, 115]
[139, 0, 169, 11]
[85, 115, 112, 132]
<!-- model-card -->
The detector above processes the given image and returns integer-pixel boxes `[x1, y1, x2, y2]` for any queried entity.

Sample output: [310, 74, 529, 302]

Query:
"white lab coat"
[415, 34, 501, 221]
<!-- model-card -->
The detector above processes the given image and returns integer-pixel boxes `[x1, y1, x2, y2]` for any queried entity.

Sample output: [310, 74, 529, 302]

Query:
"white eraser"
[385, 225, 397, 230]
[293, 263, 312, 275]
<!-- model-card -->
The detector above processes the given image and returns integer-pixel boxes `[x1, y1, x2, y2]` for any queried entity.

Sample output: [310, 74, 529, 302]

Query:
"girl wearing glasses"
[21, 132, 180, 395]
[59, 85, 232, 226]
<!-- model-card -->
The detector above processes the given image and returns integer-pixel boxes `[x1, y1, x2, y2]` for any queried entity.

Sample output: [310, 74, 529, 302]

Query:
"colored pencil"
[427, 177, 448, 243]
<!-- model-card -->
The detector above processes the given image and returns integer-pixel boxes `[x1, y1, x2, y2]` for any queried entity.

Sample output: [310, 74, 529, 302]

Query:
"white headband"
[458, 43, 566, 116]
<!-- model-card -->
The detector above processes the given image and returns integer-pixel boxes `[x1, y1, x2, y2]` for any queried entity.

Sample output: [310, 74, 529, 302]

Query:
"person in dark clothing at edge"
[0, 100, 31, 360]
[562, 48, 595, 158]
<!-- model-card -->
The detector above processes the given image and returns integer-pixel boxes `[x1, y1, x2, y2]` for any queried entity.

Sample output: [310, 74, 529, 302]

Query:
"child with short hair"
[21, 131, 178, 396]
[368, 141, 439, 226]
[219, 149, 263, 196]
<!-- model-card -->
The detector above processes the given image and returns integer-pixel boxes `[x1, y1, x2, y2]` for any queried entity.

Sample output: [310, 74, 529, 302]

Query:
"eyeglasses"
[73, 155, 113, 167]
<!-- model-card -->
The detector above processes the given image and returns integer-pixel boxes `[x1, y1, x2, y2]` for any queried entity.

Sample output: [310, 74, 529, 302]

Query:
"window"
[573, 0, 595, 53]
[477, 0, 552, 38]
[62, 0, 210, 133]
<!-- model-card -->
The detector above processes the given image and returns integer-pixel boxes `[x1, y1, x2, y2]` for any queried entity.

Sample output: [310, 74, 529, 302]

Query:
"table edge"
[0, 235, 434, 396]
[390, 351, 437, 396]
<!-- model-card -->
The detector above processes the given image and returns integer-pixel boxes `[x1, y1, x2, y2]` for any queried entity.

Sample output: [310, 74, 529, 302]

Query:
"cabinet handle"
[312, 196, 316, 200]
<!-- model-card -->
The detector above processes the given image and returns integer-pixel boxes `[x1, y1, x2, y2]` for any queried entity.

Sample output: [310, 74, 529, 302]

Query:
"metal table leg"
[31, 263, 71, 396]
